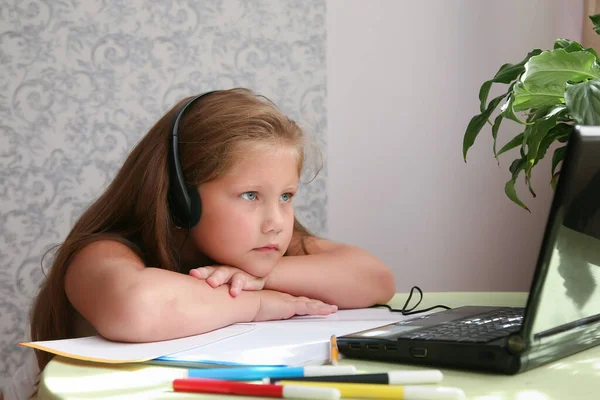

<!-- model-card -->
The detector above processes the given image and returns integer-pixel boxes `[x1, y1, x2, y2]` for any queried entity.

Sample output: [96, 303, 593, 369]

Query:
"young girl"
[4, 88, 395, 400]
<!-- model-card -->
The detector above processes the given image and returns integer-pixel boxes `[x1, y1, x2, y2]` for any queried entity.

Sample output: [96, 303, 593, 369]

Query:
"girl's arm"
[65, 240, 335, 343]
[264, 234, 396, 309]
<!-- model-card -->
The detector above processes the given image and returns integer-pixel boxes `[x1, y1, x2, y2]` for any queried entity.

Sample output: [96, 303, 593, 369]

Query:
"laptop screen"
[528, 126, 600, 341]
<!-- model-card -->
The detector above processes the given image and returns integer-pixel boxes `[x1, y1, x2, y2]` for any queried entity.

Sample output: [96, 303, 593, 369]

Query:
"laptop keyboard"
[396, 307, 524, 343]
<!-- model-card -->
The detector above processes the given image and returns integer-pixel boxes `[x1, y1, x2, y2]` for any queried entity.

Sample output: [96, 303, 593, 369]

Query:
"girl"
[4, 88, 395, 400]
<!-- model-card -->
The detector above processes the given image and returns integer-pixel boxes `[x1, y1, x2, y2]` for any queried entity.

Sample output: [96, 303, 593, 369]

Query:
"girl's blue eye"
[241, 192, 257, 201]
[280, 193, 293, 202]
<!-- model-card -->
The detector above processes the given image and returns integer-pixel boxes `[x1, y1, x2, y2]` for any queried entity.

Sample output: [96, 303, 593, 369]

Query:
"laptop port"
[349, 343, 361, 350]
[410, 347, 428, 358]
[366, 344, 380, 351]
[384, 344, 398, 351]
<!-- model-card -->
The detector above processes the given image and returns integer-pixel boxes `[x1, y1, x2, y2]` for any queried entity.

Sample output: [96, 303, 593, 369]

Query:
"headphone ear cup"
[187, 185, 202, 227]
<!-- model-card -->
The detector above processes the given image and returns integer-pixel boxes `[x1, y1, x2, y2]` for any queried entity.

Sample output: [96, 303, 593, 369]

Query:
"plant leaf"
[463, 93, 507, 161]
[564, 78, 600, 125]
[506, 178, 530, 211]
[590, 14, 600, 35]
[521, 49, 600, 89]
[529, 104, 567, 123]
[522, 111, 562, 196]
[492, 113, 503, 159]
[521, 124, 534, 154]
[554, 38, 598, 58]
[509, 158, 525, 175]
[501, 93, 528, 124]
[512, 81, 564, 112]
[478, 49, 543, 112]
[478, 81, 493, 113]
[553, 38, 599, 59]
[497, 132, 524, 156]
[536, 123, 573, 164]
[552, 146, 567, 176]
[554, 38, 582, 51]
[505, 158, 530, 211]
[545, 104, 569, 119]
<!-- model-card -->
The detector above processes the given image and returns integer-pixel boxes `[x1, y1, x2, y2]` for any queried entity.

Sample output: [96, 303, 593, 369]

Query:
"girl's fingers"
[206, 267, 233, 287]
[189, 266, 213, 279]
[230, 273, 245, 297]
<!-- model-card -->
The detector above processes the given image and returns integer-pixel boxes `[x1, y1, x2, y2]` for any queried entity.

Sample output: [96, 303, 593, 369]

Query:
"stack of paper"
[20, 325, 255, 364]
[21, 308, 412, 367]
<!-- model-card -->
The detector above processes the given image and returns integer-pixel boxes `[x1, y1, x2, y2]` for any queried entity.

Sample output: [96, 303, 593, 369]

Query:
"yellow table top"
[38, 292, 600, 400]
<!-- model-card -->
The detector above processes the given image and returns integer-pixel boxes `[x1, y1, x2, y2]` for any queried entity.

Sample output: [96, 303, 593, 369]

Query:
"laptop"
[337, 125, 600, 374]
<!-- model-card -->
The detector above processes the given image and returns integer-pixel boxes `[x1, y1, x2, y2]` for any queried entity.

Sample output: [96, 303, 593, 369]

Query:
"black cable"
[370, 286, 451, 315]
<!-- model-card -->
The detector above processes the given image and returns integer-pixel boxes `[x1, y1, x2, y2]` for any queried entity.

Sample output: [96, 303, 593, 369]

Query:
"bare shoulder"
[66, 239, 145, 277]
[65, 239, 146, 312]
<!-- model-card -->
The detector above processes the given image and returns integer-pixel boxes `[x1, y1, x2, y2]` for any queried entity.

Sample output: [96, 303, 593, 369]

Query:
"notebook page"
[157, 308, 415, 366]
[20, 324, 255, 363]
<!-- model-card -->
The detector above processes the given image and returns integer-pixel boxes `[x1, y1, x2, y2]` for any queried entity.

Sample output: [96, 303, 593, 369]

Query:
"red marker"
[173, 378, 341, 399]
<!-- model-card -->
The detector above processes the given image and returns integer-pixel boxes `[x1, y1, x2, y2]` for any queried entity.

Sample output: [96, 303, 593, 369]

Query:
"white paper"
[21, 308, 418, 366]
[158, 309, 412, 367]
[20, 324, 255, 363]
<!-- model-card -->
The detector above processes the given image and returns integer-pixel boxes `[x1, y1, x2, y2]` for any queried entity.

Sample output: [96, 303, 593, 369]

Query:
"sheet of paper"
[20, 324, 255, 363]
[21, 308, 424, 366]
[157, 309, 415, 367]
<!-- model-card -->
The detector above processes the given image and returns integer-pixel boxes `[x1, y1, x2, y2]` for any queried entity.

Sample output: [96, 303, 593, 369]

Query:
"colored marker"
[275, 381, 466, 400]
[267, 370, 443, 385]
[186, 365, 357, 381]
[173, 378, 341, 399]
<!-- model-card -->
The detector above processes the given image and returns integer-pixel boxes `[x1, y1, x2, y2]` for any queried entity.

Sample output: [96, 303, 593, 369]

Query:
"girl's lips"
[253, 245, 279, 252]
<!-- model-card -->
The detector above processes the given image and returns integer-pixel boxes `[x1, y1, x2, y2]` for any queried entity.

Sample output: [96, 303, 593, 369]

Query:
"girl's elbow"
[373, 263, 396, 304]
[342, 264, 395, 308]
[92, 286, 163, 342]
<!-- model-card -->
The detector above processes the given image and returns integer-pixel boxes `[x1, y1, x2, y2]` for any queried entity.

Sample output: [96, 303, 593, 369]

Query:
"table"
[38, 292, 600, 399]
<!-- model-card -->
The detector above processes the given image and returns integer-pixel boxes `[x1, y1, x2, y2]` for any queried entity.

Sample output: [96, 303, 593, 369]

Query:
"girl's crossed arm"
[265, 235, 396, 308]
[192, 234, 396, 309]
[65, 240, 337, 343]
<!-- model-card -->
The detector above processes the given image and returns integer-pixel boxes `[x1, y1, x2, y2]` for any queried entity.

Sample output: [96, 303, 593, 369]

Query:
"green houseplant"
[463, 14, 600, 211]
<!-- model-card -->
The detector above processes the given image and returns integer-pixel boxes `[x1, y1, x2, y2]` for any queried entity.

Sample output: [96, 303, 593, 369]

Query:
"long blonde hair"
[30, 88, 317, 369]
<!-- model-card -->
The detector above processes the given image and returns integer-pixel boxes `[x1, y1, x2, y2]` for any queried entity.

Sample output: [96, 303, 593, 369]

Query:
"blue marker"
[186, 365, 357, 381]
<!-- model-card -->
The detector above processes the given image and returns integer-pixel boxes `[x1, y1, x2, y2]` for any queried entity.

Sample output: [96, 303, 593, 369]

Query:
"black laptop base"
[337, 306, 526, 374]
[338, 335, 522, 374]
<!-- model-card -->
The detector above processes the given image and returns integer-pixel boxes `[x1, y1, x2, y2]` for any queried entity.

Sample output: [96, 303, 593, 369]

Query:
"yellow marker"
[329, 335, 339, 365]
[276, 381, 466, 400]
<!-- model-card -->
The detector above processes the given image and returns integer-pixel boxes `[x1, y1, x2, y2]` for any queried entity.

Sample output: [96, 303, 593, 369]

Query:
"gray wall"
[0, 0, 326, 389]
[328, 0, 584, 292]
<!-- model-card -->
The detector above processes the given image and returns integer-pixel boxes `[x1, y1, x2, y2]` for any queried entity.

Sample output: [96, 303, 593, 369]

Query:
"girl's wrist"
[236, 290, 263, 322]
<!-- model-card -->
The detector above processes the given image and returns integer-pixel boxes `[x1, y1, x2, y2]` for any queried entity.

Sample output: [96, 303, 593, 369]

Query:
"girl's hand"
[190, 265, 266, 297]
[253, 290, 338, 322]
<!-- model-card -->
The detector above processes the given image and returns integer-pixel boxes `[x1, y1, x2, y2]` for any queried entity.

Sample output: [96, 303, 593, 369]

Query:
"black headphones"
[167, 91, 217, 228]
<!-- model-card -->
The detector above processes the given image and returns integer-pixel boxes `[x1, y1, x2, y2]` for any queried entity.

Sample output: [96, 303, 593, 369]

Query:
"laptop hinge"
[506, 333, 528, 355]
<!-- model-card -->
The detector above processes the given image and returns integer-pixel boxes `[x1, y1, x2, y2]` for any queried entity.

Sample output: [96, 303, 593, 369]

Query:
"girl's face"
[190, 142, 300, 277]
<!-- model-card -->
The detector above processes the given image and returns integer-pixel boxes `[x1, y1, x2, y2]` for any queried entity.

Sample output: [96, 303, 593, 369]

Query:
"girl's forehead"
[215, 142, 300, 184]
[227, 141, 301, 170]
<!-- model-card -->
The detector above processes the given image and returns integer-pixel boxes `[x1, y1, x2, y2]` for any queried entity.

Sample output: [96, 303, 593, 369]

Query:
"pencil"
[330, 335, 339, 365]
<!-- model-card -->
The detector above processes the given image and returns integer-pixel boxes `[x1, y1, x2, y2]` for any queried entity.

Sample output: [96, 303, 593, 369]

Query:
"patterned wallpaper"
[0, 0, 327, 390]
